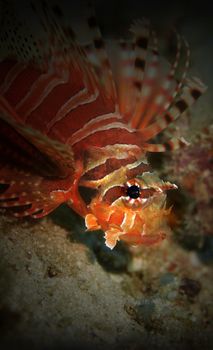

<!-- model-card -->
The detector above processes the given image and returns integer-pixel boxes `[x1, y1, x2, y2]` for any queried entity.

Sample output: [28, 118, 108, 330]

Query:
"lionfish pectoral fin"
[0, 165, 73, 218]
[85, 5, 117, 103]
[131, 30, 187, 131]
[85, 213, 101, 231]
[141, 136, 190, 152]
[116, 19, 206, 142]
[115, 19, 151, 121]
[138, 77, 207, 142]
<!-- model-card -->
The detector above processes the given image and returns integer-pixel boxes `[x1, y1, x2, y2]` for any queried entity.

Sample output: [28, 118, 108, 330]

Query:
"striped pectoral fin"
[18, 124, 75, 176]
[86, 10, 117, 103]
[136, 31, 188, 131]
[131, 18, 151, 94]
[129, 23, 161, 129]
[135, 73, 177, 131]
[141, 136, 190, 152]
[0, 166, 73, 218]
[129, 32, 193, 134]
[0, 117, 74, 217]
[118, 20, 154, 123]
[115, 40, 136, 119]
[139, 76, 207, 142]
[0, 118, 74, 179]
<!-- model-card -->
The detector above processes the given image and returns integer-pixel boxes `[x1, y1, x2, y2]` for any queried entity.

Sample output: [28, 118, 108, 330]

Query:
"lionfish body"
[0, 2, 206, 248]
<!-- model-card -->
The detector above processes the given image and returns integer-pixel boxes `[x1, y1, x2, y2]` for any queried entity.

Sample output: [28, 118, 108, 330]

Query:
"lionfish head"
[85, 170, 177, 249]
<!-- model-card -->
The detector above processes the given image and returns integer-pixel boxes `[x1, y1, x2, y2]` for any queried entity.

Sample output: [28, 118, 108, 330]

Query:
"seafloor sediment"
[0, 213, 212, 350]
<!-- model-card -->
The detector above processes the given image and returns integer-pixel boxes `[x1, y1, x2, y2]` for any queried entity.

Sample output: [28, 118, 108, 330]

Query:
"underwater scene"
[0, 1, 212, 349]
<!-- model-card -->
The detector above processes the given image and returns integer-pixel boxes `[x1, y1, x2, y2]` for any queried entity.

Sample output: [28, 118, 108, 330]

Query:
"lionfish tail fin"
[85, 5, 118, 103]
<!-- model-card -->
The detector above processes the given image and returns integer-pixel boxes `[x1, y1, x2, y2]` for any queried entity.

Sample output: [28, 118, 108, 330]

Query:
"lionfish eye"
[126, 185, 140, 199]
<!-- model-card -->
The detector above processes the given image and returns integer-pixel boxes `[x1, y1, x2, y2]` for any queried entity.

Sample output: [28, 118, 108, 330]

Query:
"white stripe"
[76, 112, 121, 131]
[80, 158, 146, 197]
[129, 212, 136, 229]
[25, 75, 69, 118]
[102, 143, 141, 155]
[141, 83, 199, 141]
[0, 63, 26, 95]
[120, 212, 127, 230]
[70, 121, 133, 146]
[68, 113, 121, 146]
[111, 196, 126, 206]
[155, 94, 165, 105]
[101, 160, 145, 196]
[83, 144, 142, 173]
[127, 159, 145, 170]
[47, 88, 99, 130]
[120, 211, 136, 230]
[15, 69, 69, 117]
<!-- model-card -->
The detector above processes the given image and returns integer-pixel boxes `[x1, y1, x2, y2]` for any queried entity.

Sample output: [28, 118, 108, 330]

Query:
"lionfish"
[0, 1, 206, 249]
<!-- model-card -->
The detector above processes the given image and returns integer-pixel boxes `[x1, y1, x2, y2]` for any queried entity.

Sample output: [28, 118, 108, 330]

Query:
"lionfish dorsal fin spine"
[86, 4, 118, 103]
[135, 30, 182, 131]
[129, 21, 161, 128]
[139, 76, 207, 142]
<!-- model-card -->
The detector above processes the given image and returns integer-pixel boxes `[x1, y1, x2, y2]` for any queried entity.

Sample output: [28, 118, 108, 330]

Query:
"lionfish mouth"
[102, 201, 171, 249]
[104, 224, 168, 249]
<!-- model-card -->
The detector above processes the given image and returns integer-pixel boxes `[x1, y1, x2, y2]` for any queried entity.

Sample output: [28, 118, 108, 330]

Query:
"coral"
[165, 125, 213, 237]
